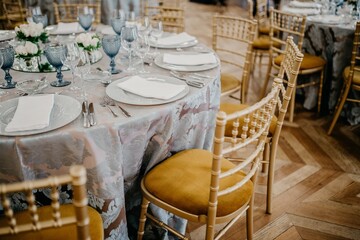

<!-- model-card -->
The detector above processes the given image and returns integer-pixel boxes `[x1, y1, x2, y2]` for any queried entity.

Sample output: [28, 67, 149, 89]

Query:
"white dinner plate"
[307, 15, 343, 25]
[46, 25, 85, 35]
[0, 95, 81, 136]
[154, 52, 219, 72]
[149, 32, 198, 49]
[106, 74, 189, 106]
[0, 30, 16, 42]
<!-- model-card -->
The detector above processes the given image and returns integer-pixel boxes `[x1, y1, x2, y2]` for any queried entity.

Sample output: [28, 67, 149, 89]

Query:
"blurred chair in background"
[212, 15, 257, 103]
[1, 0, 27, 29]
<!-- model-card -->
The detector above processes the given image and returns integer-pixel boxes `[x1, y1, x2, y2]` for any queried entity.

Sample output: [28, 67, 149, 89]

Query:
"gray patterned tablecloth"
[0, 44, 221, 239]
[303, 19, 356, 119]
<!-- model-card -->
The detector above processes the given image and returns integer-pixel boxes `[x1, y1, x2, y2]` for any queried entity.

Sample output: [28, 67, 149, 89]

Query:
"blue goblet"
[44, 44, 71, 87]
[79, 14, 93, 32]
[111, 17, 126, 35]
[32, 14, 48, 28]
[0, 43, 16, 89]
[102, 35, 121, 74]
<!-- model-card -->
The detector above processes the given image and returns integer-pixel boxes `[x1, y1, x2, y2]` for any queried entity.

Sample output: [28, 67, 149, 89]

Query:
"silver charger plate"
[154, 52, 219, 72]
[0, 95, 81, 136]
[106, 74, 189, 106]
[0, 30, 16, 42]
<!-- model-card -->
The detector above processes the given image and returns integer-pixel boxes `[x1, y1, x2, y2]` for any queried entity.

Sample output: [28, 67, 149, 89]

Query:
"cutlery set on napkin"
[82, 101, 96, 128]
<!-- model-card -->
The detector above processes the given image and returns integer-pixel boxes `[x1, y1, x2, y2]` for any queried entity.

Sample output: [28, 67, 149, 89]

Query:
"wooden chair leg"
[266, 140, 277, 214]
[246, 197, 254, 240]
[327, 82, 351, 135]
[137, 197, 150, 240]
[317, 68, 325, 113]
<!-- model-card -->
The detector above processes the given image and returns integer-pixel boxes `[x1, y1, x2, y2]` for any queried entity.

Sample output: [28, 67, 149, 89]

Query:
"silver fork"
[104, 96, 131, 118]
[100, 97, 119, 117]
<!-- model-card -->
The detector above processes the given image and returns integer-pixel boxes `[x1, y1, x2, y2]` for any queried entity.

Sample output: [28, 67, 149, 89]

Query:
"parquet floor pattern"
[184, 1, 360, 239]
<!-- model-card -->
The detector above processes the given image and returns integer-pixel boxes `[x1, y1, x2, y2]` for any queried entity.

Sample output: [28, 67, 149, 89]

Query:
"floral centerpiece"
[75, 33, 101, 52]
[14, 41, 42, 71]
[15, 22, 48, 43]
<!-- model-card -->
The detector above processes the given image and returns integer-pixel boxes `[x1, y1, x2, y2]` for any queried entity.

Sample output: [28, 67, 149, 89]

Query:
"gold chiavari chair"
[53, 0, 101, 25]
[212, 15, 257, 103]
[145, 0, 185, 33]
[328, 22, 360, 135]
[263, 8, 326, 123]
[0, 165, 104, 240]
[1, 0, 27, 30]
[220, 36, 304, 214]
[137, 77, 280, 240]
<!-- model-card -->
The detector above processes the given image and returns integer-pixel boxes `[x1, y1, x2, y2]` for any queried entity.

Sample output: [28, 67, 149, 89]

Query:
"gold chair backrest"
[53, 0, 101, 24]
[212, 15, 257, 101]
[145, 0, 185, 33]
[347, 21, 360, 86]
[1, 0, 26, 29]
[0, 166, 91, 240]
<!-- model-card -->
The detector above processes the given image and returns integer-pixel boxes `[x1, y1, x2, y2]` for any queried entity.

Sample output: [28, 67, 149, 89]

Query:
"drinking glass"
[44, 44, 70, 87]
[0, 43, 16, 89]
[102, 35, 121, 74]
[27, 6, 42, 23]
[32, 14, 48, 28]
[111, 10, 126, 36]
[136, 33, 150, 73]
[121, 26, 138, 72]
[78, 6, 94, 32]
[63, 42, 81, 91]
[150, 21, 163, 56]
[77, 50, 91, 99]
[138, 16, 151, 36]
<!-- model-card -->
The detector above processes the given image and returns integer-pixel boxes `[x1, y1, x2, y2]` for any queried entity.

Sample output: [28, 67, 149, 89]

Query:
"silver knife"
[82, 101, 90, 128]
[89, 102, 97, 126]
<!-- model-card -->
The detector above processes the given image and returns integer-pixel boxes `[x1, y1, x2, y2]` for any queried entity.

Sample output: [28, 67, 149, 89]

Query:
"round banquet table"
[0, 42, 221, 239]
[302, 17, 356, 120]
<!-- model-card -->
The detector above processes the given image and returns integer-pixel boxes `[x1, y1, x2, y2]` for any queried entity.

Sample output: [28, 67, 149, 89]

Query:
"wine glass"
[32, 14, 48, 28]
[63, 41, 81, 91]
[76, 50, 91, 99]
[27, 6, 42, 23]
[111, 10, 126, 36]
[44, 44, 70, 87]
[78, 6, 94, 32]
[136, 33, 150, 73]
[138, 16, 151, 36]
[0, 42, 16, 89]
[102, 35, 121, 74]
[121, 26, 138, 72]
[150, 21, 163, 56]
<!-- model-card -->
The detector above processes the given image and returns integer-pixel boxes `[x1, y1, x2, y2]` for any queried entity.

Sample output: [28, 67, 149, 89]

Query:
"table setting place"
[0, 12, 219, 137]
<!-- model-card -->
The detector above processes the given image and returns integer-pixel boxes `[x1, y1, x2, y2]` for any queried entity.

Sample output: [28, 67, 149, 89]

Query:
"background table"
[0, 45, 221, 239]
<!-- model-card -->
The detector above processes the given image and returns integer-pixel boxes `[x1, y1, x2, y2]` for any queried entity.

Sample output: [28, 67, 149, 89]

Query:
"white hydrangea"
[15, 41, 39, 56]
[75, 33, 99, 50]
[15, 22, 44, 37]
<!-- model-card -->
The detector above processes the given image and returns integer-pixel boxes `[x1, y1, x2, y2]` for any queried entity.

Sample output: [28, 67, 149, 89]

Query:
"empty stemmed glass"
[78, 6, 94, 32]
[102, 35, 121, 74]
[63, 41, 81, 91]
[32, 14, 48, 28]
[0, 42, 16, 89]
[44, 44, 70, 87]
[150, 21, 163, 56]
[121, 26, 138, 72]
[111, 10, 126, 35]
[77, 50, 91, 99]
[136, 32, 150, 73]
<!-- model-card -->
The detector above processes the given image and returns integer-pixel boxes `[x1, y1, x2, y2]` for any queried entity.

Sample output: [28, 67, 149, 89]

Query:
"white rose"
[90, 38, 98, 47]
[76, 33, 87, 43]
[25, 41, 38, 54]
[82, 38, 92, 47]
[15, 45, 27, 55]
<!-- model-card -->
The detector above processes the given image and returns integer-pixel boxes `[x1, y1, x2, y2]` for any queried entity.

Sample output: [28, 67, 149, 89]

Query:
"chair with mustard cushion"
[145, 0, 185, 33]
[1, 0, 27, 30]
[212, 15, 257, 103]
[0, 165, 104, 240]
[262, 8, 326, 123]
[328, 22, 360, 135]
[220, 36, 304, 214]
[53, 0, 101, 25]
[137, 81, 281, 240]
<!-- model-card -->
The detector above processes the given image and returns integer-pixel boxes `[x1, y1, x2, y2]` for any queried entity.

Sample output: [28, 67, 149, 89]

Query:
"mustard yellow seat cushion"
[259, 25, 270, 35]
[252, 36, 281, 50]
[144, 149, 253, 217]
[220, 102, 277, 136]
[343, 66, 360, 85]
[221, 73, 241, 93]
[0, 205, 104, 240]
[275, 53, 326, 70]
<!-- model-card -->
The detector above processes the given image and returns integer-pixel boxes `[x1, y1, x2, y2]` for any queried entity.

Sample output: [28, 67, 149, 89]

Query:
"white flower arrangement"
[15, 41, 42, 58]
[15, 22, 48, 43]
[75, 33, 101, 52]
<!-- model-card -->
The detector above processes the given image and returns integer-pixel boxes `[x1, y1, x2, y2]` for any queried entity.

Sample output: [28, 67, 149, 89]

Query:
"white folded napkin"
[163, 53, 217, 66]
[101, 26, 116, 35]
[157, 32, 196, 46]
[288, 1, 321, 9]
[54, 22, 82, 34]
[5, 94, 55, 132]
[282, 5, 320, 15]
[117, 76, 186, 100]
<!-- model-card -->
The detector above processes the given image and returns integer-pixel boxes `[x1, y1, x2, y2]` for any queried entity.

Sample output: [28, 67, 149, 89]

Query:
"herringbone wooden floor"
[184, 1, 360, 239]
